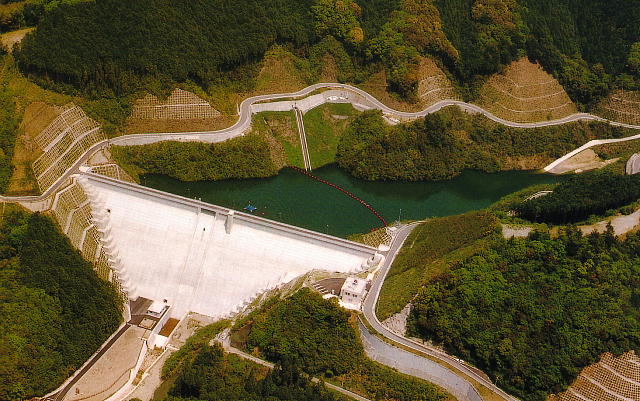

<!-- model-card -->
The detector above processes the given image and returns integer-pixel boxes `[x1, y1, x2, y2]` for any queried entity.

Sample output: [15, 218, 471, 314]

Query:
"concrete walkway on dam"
[77, 172, 378, 319]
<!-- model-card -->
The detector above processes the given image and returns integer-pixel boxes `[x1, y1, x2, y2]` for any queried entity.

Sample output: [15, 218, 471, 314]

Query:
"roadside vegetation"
[516, 170, 640, 224]
[111, 134, 279, 182]
[337, 108, 629, 181]
[410, 228, 640, 401]
[234, 288, 450, 401]
[163, 344, 345, 401]
[0, 207, 122, 401]
[158, 319, 344, 401]
[377, 211, 499, 320]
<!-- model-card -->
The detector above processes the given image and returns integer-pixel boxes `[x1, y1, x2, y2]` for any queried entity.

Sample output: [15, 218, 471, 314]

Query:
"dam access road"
[11, 83, 640, 401]
[363, 224, 519, 401]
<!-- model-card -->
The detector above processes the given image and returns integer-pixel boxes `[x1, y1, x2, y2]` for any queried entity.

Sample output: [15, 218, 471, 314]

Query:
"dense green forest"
[0, 208, 122, 401]
[336, 108, 627, 181]
[0, 55, 18, 193]
[516, 170, 640, 224]
[410, 228, 640, 401]
[11, 0, 640, 106]
[14, 0, 316, 95]
[241, 288, 448, 401]
[111, 134, 279, 182]
[157, 319, 340, 401]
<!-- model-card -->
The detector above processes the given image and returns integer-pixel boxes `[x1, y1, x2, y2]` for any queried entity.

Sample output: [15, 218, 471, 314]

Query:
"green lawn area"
[376, 211, 500, 320]
[303, 103, 359, 168]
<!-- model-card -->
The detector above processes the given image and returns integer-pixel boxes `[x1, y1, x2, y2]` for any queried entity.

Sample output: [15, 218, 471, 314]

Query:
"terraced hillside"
[478, 58, 577, 123]
[360, 56, 459, 112]
[126, 88, 228, 134]
[596, 90, 640, 126]
[548, 351, 640, 401]
[416, 57, 459, 106]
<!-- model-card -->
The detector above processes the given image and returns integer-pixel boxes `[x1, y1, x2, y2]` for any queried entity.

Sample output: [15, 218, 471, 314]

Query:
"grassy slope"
[377, 211, 500, 320]
[252, 110, 304, 169]
[303, 103, 359, 168]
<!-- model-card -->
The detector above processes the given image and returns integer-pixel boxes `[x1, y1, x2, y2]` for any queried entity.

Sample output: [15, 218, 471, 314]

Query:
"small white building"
[340, 277, 367, 310]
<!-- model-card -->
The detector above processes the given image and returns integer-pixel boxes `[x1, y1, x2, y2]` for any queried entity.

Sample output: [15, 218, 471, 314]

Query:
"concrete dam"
[54, 170, 379, 319]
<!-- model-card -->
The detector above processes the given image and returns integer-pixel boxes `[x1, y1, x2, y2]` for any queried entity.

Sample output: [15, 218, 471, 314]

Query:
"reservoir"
[143, 166, 562, 238]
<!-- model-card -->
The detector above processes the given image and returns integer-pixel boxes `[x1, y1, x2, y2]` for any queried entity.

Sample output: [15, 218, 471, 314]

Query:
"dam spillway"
[72, 173, 377, 319]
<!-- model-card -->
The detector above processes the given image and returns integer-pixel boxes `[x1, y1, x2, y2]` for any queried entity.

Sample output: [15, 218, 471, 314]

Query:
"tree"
[312, 0, 364, 44]
[628, 42, 640, 75]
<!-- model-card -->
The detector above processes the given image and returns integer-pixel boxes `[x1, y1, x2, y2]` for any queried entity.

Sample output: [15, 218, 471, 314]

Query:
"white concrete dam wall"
[78, 176, 375, 319]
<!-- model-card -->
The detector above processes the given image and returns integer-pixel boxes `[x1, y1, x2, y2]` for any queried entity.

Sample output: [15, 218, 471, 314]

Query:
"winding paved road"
[12, 82, 640, 401]
[3, 83, 640, 205]
[363, 224, 519, 401]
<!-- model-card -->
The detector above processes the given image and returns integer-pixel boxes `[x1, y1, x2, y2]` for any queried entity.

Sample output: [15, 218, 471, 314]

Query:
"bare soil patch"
[318, 53, 338, 82]
[0, 27, 33, 52]
[549, 148, 618, 174]
[416, 57, 458, 105]
[252, 48, 307, 95]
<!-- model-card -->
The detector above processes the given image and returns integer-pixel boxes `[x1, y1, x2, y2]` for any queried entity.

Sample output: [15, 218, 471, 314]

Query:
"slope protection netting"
[596, 90, 640, 126]
[549, 351, 640, 401]
[416, 58, 459, 106]
[32, 103, 106, 191]
[33, 104, 87, 151]
[478, 58, 577, 123]
[89, 164, 134, 182]
[131, 88, 221, 120]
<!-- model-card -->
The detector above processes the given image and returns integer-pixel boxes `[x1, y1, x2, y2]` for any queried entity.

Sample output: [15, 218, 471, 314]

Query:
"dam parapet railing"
[79, 170, 378, 256]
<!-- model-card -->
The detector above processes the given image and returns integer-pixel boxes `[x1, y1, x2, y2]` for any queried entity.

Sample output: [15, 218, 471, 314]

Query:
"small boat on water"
[244, 204, 257, 213]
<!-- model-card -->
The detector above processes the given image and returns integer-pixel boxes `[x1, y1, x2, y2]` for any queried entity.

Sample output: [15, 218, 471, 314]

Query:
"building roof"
[341, 277, 366, 295]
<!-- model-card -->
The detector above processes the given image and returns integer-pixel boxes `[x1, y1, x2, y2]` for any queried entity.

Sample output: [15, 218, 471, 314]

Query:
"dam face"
[75, 174, 376, 319]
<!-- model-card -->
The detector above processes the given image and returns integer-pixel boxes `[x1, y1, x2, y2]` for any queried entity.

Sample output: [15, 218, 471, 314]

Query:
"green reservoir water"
[143, 166, 563, 238]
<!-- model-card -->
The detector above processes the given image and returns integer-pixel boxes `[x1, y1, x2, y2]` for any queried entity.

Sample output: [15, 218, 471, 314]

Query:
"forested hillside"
[11, 0, 640, 108]
[238, 288, 448, 401]
[14, 0, 315, 95]
[0, 208, 122, 401]
[410, 228, 640, 401]
[155, 320, 340, 401]
[111, 134, 279, 182]
[516, 170, 640, 224]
